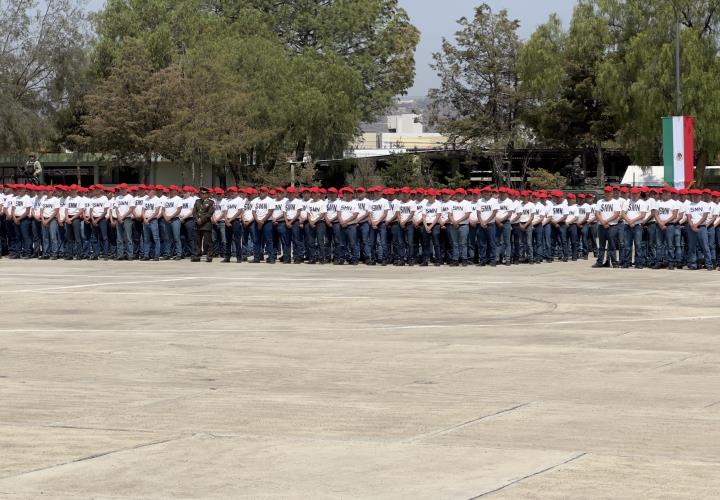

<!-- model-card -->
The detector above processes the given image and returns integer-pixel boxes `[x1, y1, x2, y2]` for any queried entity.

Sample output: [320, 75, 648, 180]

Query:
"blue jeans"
[341, 224, 359, 263]
[253, 222, 276, 261]
[142, 219, 161, 258]
[567, 224, 579, 259]
[645, 223, 657, 266]
[304, 221, 327, 262]
[182, 219, 196, 257]
[707, 226, 716, 266]
[597, 224, 619, 265]
[421, 225, 442, 263]
[533, 224, 545, 261]
[623, 224, 644, 266]
[477, 224, 496, 264]
[687, 225, 712, 269]
[656, 224, 676, 265]
[91, 219, 109, 257]
[369, 222, 388, 262]
[116, 218, 134, 258]
[551, 222, 568, 259]
[225, 220, 243, 260]
[167, 218, 182, 257]
[213, 222, 227, 257]
[358, 221, 371, 262]
[64, 219, 84, 258]
[16, 219, 33, 256]
[41, 220, 60, 257]
[448, 224, 469, 262]
[516, 224, 533, 262]
[495, 221, 512, 262]
[329, 222, 342, 262]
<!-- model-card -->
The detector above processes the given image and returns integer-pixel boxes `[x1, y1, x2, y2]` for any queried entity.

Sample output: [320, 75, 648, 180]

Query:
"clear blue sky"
[399, 0, 576, 95]
[85, 0, 577, 96]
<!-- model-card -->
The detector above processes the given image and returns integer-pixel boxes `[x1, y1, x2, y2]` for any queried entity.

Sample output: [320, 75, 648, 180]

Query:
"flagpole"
[675, 19, 681, 115]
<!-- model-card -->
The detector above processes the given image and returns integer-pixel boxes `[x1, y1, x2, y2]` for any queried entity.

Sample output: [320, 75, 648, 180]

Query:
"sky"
[399, 0, 576, 95]
[85, 0, 577, 95]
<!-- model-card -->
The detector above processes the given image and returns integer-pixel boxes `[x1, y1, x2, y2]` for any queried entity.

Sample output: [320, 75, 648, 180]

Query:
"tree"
[0, 0, 87, 152]
[518, 3, 615, 183]
[77, 40, 182, 182]
[527, 168, 568, 190]
[380, 154, 432, 187]
[593, 0, 720, 186]
[429, 4, 524, 186]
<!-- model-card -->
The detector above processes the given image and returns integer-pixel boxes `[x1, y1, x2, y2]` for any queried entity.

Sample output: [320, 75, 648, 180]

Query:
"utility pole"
[675, 19, 682, 115]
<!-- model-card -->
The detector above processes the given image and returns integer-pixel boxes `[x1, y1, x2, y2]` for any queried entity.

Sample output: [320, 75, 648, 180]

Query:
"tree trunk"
[695, 149, 708, 188]
[191, 153, 196, 185]
[199, 152, 205, 186]
[596, 144, 605, 186]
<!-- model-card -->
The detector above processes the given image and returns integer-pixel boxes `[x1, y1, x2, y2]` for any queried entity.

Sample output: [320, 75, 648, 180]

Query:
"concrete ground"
[1, 260, 719, 499]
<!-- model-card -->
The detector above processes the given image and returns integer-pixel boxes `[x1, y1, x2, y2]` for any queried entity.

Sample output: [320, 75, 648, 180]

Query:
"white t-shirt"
[624, 198, 649, 222]
[398, 201, 415, 224]
[387, 198, 401, 224]
[439, 200, 453, 223]
[241, 197, 254, 223]
[13, 194, 33, 218]
[478, 197, 499, 224]
[325, 198, 339, 223]
[143, 196, 160, 219]
[134, 195, 147, 217]
[549, 201, 568, 222]
[114, 194, 134, 218]
[307, 199, 327, 222]
[40, 196, 60, 218]
[369, 198, 390, 223]
[162, 195, 182, 218]
[251, 196, 272, 220]
[224, 196, 244, 220]
[90, 196, 108, 217]
[687, 201, 709, 225]
[644, 197, 657, 223]
[532, 202, 546, 225]
[655, 200, 677, 224]
[566, 204, 580, 224]
[284, 198, 302, 221]
[412, 199, 426, 224]
[450, 199, 472, 225]
[355, 198, 370, 222]
[705, 202, 718, 227]
[495, 197, 515, 222]
[339, 199, 360, 224]
[64, 196, 84, 217]
[423, 200, 442, 224]
[517, 201, 535, 224]
[596, 198, 623, 225]
[179, 195, 198, 219]
[272, 197, 287, 221]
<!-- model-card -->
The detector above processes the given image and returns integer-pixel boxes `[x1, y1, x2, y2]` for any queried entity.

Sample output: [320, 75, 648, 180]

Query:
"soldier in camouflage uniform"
[191, 187, 215, 262]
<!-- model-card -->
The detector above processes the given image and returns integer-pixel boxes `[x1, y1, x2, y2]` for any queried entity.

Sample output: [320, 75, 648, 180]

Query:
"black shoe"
[490, 262, 497, 267]
[153, 257, 160, 261]
[206, 258, 213, 263]
[141, 257, 149, 261]
[592, 263, 604, 268]
[636, 265, 644, 270]
[222, 258, 231, 263]
[668, 264, 675, 270]
[268, 260, 276, 264]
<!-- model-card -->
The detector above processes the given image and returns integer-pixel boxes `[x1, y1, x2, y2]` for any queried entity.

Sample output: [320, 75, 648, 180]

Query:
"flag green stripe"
[662, 117, 674, 185]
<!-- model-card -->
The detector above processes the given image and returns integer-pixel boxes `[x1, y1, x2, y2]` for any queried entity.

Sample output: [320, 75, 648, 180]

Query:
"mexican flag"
[662, 116, 694, 188]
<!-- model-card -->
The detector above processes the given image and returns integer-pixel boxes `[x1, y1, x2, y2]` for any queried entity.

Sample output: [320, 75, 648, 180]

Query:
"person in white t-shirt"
[685, 189, 713, 270]
[323, 187, 340, 262]
[395, 188, 415, 266]
[579, 193, 597, 259]
[420, 189, 442, 266]
[270, 188, 287, 261]
[447, 188, 471, 266]
[701, 190, 717, 268]
[112, 184, 135, 260]
[38, 186, 61, 258]
[62, 185, 86, 259]
[593, 187, 623, 268]
[493, 188, 515, 265]
[565, 193, 581, 261]
[160, 185, 183, 260]
[141, 185, 162, 260]
[621, 188, 649, 268]
[221, 186, 244, 263]
[367, 187, 390, 265]
[386, 189, 402, 264]
[11, 184, 34, 258]
[303, 187, 327, 264]
[178, 186, 198, 258]
[251, 186, 276, 263]
[654, 188, 680, 269]
[514, 191, 535, 263]
[476, 187, 498, 266]
[86, 186, 109, 259]
[711, 191, 720, 269]
[337, 187, 360, 264]
[281, 187, 304, 263]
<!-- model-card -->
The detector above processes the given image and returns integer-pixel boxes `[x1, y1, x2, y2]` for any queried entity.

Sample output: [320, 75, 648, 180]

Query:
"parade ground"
[2, 261, 720, 499]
